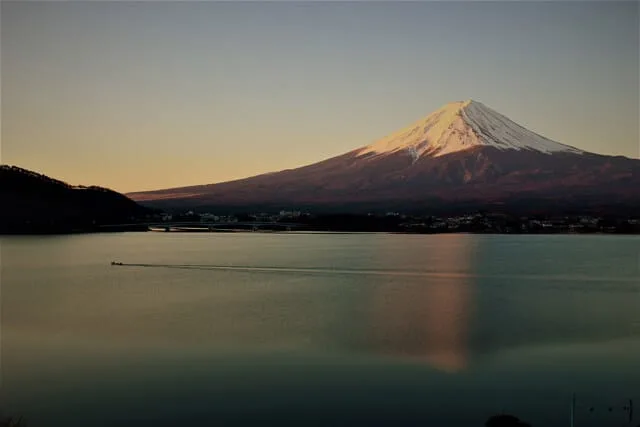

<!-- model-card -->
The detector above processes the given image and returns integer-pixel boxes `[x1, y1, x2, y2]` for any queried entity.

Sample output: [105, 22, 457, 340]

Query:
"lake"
[1, 232, 639, 427]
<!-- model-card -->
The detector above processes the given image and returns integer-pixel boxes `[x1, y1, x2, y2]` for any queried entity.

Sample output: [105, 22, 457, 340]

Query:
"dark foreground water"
[1, 233, 639, 427]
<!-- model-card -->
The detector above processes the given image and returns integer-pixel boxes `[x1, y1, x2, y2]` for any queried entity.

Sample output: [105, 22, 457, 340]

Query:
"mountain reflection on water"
[2, 233, 639, 427]
[369, 235, 475, 372]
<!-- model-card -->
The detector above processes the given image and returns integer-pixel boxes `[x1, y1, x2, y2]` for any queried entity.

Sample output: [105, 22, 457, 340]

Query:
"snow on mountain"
[358, 100, 583, 159]
[128, 99, 640, 215]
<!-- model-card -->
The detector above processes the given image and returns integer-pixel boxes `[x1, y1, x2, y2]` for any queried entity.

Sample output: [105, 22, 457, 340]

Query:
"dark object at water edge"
[485, 414, 532, 427]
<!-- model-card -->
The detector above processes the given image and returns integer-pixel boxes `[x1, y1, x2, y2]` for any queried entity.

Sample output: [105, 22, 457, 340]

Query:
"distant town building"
[279, 210, 301, 218]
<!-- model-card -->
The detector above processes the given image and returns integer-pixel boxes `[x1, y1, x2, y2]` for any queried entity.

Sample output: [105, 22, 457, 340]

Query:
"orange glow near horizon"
[2, 2, 638, 193]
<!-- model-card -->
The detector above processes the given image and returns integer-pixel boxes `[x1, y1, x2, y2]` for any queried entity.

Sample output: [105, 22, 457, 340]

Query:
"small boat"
[111, 261, 123, 266]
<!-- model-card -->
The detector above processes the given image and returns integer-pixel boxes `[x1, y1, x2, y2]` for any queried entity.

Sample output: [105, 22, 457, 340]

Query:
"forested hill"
[0, 165, 151, 233]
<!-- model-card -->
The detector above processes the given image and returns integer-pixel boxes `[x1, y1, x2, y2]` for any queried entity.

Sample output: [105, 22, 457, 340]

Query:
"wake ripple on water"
[112, 262, 640, 286]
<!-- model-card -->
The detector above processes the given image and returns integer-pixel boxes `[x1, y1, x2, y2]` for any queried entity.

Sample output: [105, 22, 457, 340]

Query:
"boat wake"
[109, 262, 640, 285]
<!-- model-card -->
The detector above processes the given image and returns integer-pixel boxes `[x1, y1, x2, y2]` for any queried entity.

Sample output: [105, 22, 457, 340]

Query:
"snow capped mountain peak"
[358, 100, 583, 159]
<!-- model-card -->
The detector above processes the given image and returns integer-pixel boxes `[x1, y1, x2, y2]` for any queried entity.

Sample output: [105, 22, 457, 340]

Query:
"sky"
[1, 1, 639, 193]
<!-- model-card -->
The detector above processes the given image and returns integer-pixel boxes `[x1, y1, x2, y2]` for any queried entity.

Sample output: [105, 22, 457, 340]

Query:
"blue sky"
[2, 1, 638, 192]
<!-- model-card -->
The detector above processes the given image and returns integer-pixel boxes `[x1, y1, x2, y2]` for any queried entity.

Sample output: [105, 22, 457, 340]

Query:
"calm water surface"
[2, 233, 639, 426]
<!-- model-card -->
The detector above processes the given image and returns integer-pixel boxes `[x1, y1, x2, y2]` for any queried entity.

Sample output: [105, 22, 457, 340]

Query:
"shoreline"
[3, 229, 640, 236]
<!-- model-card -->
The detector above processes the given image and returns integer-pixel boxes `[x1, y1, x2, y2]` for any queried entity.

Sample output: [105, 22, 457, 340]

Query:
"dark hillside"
[0, 165, 151, 233]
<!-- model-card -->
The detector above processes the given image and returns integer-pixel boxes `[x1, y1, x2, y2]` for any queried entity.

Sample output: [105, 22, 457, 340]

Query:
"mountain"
[0, 165, 151, 233]
[358, 100, 584, 159]
[128, 100, 640, 215]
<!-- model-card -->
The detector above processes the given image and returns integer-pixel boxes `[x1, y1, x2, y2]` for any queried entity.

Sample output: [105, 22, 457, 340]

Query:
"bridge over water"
[98, 221, 306, 232]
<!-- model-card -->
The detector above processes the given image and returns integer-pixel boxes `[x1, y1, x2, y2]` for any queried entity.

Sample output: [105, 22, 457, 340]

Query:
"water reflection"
[3, 234, 640, 427]
[369, 235, 476, 372]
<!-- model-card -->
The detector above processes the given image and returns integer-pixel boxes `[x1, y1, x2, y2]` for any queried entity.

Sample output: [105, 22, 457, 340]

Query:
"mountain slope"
[128, 100, 640, 215]
[0, 165, 151, 233]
